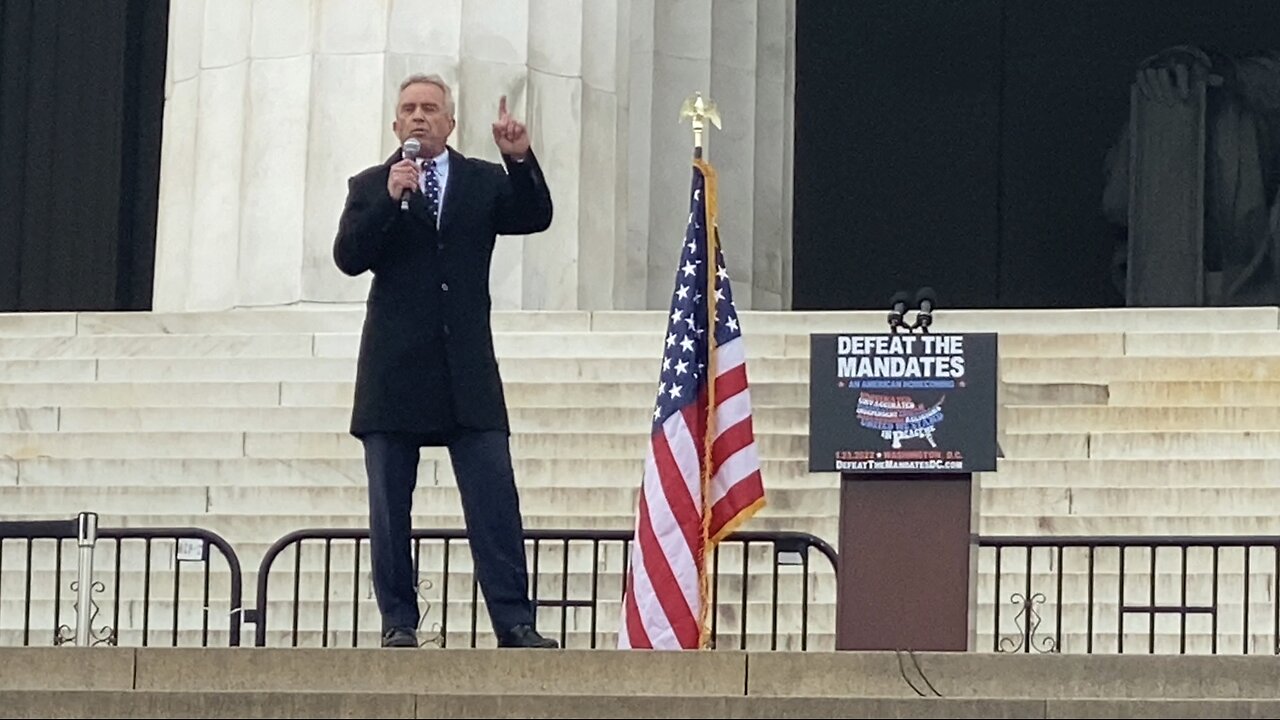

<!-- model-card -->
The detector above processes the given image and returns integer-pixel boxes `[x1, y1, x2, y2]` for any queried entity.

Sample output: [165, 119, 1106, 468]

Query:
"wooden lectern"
[809, 330, 998, 651]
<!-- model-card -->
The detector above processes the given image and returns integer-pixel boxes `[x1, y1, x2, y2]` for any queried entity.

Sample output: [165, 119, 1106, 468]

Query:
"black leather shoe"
[497, 624, 559, 648]
[381, 627, 418, 648]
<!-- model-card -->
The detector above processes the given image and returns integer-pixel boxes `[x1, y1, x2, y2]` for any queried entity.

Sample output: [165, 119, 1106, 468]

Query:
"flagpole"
[682, 92, 722, 649]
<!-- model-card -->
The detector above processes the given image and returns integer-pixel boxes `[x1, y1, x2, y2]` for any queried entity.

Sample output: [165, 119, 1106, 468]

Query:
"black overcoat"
[333, 147, 553, 443]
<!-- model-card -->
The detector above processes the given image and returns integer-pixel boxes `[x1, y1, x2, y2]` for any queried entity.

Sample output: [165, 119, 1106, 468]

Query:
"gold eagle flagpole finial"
[680, 92, 721, 158]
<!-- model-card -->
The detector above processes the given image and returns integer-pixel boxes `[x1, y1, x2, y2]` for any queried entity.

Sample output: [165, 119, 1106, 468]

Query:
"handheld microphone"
[400, 137, 422, 211]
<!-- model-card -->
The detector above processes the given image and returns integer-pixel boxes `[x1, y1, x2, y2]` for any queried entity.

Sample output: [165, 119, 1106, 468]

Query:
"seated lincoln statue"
[1104, 45, 1280, 307]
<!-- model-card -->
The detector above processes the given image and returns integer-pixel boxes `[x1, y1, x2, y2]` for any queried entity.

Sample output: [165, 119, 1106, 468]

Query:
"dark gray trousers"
[362, 430, 534, 635]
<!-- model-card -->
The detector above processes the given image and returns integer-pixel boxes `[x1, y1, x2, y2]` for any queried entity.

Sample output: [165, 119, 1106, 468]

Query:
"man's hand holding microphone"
[388, 137, 421, 208]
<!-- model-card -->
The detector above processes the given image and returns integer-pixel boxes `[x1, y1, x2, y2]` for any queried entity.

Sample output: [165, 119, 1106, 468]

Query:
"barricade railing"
[0, 512, 245, 647]
[246, 528, 839, 650]
[981, 535, 1280, 655]
[9, 517, 1278, 656]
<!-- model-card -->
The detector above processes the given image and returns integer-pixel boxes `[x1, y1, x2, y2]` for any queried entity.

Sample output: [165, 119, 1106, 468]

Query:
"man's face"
[393, 82, 454, 156]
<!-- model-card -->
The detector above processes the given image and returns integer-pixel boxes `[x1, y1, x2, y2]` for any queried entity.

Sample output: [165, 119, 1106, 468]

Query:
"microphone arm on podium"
[887, 291, 911, 334]
[912, 287, 936, 334]
[886, 287, 939, 335]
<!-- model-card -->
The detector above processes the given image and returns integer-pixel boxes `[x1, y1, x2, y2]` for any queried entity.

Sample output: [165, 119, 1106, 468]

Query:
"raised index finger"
[498, 95, 508, 119]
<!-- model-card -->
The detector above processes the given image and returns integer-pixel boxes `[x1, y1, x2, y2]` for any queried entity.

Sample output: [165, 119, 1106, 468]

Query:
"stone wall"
[151, 0, 795, 312]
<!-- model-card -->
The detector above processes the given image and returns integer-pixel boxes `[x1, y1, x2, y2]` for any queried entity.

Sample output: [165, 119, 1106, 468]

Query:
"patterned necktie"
[421, 159, 441, 223]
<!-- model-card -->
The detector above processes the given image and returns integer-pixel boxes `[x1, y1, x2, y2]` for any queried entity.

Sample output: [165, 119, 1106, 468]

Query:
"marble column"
[152, 0, 794, 312]
[626, 0, 796, 311]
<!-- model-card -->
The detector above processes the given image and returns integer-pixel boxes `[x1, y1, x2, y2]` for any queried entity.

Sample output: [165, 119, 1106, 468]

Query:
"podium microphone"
[887, 291, 911, 334]
[400, 137, 421, 211]
[913, 287, 937, 333]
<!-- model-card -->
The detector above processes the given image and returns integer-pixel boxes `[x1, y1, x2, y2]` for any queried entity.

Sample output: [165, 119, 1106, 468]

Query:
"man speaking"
[333, 73, 557, 649]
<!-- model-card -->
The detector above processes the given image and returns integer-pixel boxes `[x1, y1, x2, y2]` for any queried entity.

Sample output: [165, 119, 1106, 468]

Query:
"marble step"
[1004, 406, 1280, 432]
[12, 642, 1280, 699]
[965, 486, 1280, 516]
[1083, 431, 1280, 459]
[14, 486, 1264, 529]
[583, 307, 1280, 334]
[1004, 356, 1280, 383]
[983, 458, 1280, 487]
[0, 382, 283, 408]
[12, 482, 1280, 521]
[982, 514, 1280, 536]
[17, 353, 1280, 387]
[40, 309, 592, 336]
[0, 484, 638, 517]
[6, 306, 1273, 336]
[0, 379, 1105, 412]
[15, 456, 1279, 491]
[0, 334, 314, 359]
[1126, 330, 1280, 357]
[0, 689, 1097, 719]
[0, 409, 58, 433]
[94, 356, 815, 385]
[751, 649, 1280, 698]
[3, 482, 924, 522]
[1107, 381, 1280, 405]
[13, 648, 1280, 720]
[44, 405, 811, 433]
[0, 330, 1128, 362]
[5, 324, 1280, 362]
[0, 377, 1263, 413]
[1, 456, 832, 488]
[988, 430, 1280, 460]
[15, 689, 1278, 719]
[0, 330, 769, 362]
[6, 348, 1255, 386]
[91, 353, 1174, 384]
[2, 428, 1203, 461]
[0, 429, 803, 460]
[0, 380, 811, 408]
[311, 332, 810, 360]
[10, 456, 1280, 491]
[0, 360, 97, 383]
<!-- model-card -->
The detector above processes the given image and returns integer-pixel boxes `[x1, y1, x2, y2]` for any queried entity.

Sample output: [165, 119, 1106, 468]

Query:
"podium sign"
[809, 331, 998, 653]
[808, 332, 998, 474]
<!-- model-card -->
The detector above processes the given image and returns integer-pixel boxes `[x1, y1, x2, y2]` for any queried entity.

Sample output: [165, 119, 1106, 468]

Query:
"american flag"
[618, 158, 767, 650]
